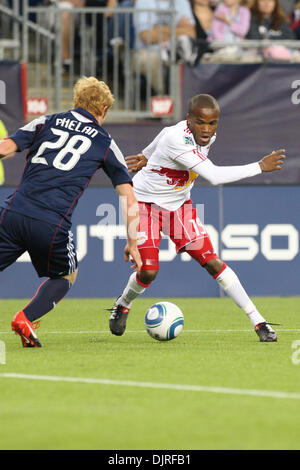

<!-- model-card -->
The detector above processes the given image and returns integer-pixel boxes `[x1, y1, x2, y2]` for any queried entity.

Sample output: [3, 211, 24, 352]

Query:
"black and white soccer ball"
[144, 301, 184, 341]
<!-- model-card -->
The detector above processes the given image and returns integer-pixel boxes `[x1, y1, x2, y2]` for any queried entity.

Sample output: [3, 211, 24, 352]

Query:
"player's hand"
[259, 149, 286, 172]
[124, 243, 142, 271]
[125, 154, 148, 173]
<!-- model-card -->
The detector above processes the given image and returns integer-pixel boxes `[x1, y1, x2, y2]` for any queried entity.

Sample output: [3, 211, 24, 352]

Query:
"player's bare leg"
[204, 258, 277, 342]
[12, 269, 78, 347]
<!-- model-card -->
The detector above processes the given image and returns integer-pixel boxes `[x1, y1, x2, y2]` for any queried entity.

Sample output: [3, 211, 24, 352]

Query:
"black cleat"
[255, 322, 278, 342]
[107, 299, 130, 336]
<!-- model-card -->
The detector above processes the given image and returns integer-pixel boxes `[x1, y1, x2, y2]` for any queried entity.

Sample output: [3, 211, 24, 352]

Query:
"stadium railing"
[207, 39, 300, 63]
[0, 0, 181, 120]
[1, 0, 300, 120]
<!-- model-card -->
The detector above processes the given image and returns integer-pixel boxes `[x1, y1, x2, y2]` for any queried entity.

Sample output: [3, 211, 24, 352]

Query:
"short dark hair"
[188, 94, 220, 115]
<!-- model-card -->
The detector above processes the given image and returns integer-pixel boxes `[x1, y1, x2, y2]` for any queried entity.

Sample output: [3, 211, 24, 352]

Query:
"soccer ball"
[144, 301, 184, 341]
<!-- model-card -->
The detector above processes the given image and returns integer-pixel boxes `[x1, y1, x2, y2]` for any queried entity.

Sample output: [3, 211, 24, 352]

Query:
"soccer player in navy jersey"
[0, 76, 141, 348]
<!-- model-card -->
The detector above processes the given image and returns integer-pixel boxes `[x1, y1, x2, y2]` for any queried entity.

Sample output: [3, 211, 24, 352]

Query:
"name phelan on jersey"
[55, 118, 98, 138]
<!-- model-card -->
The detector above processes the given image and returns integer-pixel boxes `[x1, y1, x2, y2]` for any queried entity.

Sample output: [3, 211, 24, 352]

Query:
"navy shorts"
[0, 209, 78, 278]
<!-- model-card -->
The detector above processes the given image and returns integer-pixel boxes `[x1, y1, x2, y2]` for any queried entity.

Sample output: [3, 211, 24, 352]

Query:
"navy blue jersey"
[1, 107, 132, 226]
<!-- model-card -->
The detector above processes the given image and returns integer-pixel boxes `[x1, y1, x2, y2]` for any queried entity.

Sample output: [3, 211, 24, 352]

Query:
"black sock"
[23, 278, 71, 322]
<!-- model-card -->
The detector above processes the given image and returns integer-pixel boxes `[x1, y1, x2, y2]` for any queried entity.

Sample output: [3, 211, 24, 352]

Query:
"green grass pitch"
[0, 297, 300, 450]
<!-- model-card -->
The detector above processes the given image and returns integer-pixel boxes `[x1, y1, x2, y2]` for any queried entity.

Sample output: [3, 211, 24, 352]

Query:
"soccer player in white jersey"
[109, 94, 285, 342]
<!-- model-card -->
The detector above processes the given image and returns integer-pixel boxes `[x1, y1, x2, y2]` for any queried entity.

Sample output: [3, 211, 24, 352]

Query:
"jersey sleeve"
[142, 127, 169, 160]
[9, 116, 47, 151]
[166, 132, 261, 185]
[172, 147, 208, 169]
[192, 158, 262, 185]
[103, 140, 133, 187]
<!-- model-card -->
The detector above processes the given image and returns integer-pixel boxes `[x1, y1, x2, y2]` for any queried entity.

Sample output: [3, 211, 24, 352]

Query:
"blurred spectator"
[133, 0, 196, 95]
[0, 119, 7, 185]
[246, 0, 295, 38]
[209, 0, 250, 41]
[39, 0, 85, 70]
[191, 0, 214, 36]
[108, 0, 135, 49]
[290, 0, 300, 38]
[58, 0, 85, 70]
[43, 0, 118, 70]
[84, 0, 119, 73]
[246, 0, 295, 61]
[190, 0, 214, 61]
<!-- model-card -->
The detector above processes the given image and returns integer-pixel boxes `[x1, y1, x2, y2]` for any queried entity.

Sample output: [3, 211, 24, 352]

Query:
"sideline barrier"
[0, 186, 299, 298]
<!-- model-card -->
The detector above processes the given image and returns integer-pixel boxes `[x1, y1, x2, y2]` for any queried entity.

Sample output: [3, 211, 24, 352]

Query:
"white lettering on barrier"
[221, 224, 259, 261]
[89, 225, 126, 262]
[0, 80, 6, 104]
[76, 225, 88, 262]
[15, 223, 299, 263]
[291, 80, 300, 105]
[261, 224, 299, 261]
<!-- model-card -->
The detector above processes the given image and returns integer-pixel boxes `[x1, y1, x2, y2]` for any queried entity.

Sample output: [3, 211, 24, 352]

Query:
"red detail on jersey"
[192, 148, 206, 161]
[151, 167, 190, 187]
[184, 121, 192, 134]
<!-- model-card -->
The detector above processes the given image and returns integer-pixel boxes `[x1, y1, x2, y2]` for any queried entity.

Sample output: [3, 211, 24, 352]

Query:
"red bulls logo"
[151, 167, 190, 187]
[151, 167, 198, 189]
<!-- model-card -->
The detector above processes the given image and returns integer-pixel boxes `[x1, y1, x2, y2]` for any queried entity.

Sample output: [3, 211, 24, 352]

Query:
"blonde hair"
[73, 76, 115, 118]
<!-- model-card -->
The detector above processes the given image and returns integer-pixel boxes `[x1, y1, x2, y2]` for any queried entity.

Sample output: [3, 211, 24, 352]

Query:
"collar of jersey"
[72, 107, 100, 125]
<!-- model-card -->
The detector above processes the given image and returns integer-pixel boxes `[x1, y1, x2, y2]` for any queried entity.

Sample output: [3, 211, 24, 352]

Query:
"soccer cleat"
[255, 322, 278, 342]
[11, 311, 42, 348]
[108, 298, 130, 336]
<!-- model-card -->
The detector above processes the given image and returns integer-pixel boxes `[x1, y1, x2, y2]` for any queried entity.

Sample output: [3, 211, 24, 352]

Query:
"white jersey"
[133, 120, 261, 211]
[133, 121, 215, 211]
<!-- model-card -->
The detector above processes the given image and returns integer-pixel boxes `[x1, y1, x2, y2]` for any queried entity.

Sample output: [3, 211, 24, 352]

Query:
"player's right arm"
[115, 183, 142, 271]
[0, 138, 17, 160]
[103, 140, 142, 271]
[125, 153, 147, 173]
[125, 127, 169, 173]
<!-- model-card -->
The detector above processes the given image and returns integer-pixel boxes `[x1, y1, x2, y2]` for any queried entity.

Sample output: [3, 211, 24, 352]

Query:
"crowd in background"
[1, 0, 300, 95]
[48, 0, 300, 68]
[1, 0, 297, 64]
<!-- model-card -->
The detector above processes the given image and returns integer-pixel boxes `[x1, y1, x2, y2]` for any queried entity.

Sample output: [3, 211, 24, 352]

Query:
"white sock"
[117, 272, 149, 308]
[215, 265, 266, 327]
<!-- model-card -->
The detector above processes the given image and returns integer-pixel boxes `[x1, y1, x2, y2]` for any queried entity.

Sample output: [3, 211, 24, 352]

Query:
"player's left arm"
[195, 149, 285, 185]
[8, 115, 47, 153]
[0, 138, 18, 160]
[175, 148, 286, 185]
